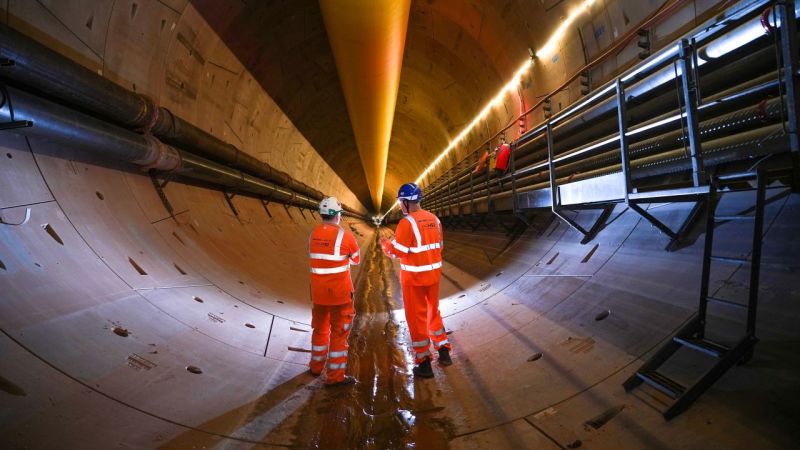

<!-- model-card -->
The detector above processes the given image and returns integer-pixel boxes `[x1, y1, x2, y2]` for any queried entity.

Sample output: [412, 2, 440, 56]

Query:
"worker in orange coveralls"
[308, 196, 360, 387]
[381, 183, 452, 378]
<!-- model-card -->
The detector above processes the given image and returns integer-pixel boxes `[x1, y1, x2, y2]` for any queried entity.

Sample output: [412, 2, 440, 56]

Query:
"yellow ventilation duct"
[319, 0, 411, 210]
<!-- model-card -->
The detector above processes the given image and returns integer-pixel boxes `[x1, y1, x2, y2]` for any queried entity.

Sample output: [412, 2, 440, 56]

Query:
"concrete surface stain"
[290, 234, 452, 449]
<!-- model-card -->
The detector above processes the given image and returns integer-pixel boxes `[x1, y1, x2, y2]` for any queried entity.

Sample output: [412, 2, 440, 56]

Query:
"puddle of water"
[288, 235, 453, 449]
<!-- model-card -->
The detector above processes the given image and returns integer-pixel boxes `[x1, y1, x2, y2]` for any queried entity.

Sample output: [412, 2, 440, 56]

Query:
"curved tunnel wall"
[3, 135, 798, 448]
[1, 1, 799, 449]
[0, 0, 366, 214]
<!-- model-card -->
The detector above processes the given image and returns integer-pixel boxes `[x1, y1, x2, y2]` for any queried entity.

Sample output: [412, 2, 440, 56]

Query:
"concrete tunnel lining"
[2, 0, 800, 448]
[2, 129, 799, 447]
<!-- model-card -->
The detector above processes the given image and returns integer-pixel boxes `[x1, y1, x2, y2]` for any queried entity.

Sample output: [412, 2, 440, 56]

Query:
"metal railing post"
[747, 171, 766, 335]
[456, 167, 463, 217]
[485, 144, 492, 213]
[447, 177, 452, 217]
[776, 0, 799, 190]
[616, 78, 632, 202]
[510, 141, 519, 214]
[678, 38, 707, 186]
[546, 121, 558, 211]
[469, 172, 475, 215]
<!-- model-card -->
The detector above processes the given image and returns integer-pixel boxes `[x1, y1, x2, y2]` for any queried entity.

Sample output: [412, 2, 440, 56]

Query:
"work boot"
[412, 357, 434, 378]
[438, 347, 452, 366]
[324, 375, 356, 388]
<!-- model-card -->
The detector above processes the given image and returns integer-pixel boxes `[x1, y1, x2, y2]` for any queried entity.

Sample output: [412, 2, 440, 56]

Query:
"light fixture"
[537, 0, 597, 59]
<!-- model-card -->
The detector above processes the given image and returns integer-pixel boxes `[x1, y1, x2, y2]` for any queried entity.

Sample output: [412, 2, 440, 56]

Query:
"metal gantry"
[420, 0, 800, 420]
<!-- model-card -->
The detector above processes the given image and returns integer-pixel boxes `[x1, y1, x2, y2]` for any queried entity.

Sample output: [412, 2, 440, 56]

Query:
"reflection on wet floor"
[289, 232, 452, 449]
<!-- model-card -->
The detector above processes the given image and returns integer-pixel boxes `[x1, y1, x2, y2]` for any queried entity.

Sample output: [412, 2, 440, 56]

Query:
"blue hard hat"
[397, 183, 422, 201]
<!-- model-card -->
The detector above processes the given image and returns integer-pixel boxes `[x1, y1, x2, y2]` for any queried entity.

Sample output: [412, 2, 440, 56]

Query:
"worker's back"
[393, 209, 443, 286]
[308, 223, 359, 304]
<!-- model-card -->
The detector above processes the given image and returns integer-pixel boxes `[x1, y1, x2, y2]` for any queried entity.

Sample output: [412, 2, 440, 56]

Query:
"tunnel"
[1, 0, 799, 448]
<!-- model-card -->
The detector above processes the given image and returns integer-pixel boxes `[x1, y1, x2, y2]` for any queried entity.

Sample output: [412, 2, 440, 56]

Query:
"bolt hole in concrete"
[128, 257, 147, 275]
[584, 405, 625, 430]
[0, 258, 5, 271]
[193, 296, 204, 303]
[595, 310, 611, 321]
[6, 152, 11, 159]
[581, 243, 599, 263]
[95, 191, 104, 200]
[0, 375, 27, 396]
[546, 251, 559, 265]
[528, 352, 543, 362]
[113, 327, 129, 337]
[186, 366, 202, 374]
[458, 294, 466, 298]
[245, 323, 255, 328]
[41, 223, 64, 245]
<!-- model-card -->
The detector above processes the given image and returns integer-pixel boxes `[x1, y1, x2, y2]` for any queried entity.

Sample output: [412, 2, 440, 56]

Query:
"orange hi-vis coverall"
[383, 210, 451, 363]
[308, 223, 360, 383]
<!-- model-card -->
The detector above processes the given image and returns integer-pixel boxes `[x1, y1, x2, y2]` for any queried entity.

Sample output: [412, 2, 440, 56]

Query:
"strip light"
[381, 0, 597, 219]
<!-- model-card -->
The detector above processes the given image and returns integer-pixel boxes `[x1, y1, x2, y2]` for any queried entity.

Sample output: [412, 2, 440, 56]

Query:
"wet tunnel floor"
[286, 233, 452, 449]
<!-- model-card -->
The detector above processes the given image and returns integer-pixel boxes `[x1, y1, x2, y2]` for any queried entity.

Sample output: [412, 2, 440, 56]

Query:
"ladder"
[623, 170, 768, 420]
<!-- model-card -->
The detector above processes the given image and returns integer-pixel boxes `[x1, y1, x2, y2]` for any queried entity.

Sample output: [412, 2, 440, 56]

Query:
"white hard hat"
[319, 196, 343, 216]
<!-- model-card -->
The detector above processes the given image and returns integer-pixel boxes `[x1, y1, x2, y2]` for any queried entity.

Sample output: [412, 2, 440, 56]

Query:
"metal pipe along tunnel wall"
[1, 1, 800, 449]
